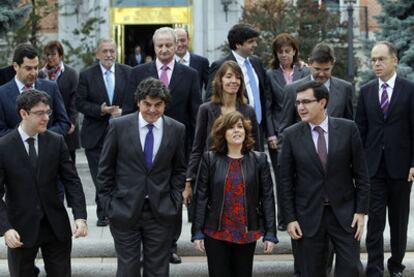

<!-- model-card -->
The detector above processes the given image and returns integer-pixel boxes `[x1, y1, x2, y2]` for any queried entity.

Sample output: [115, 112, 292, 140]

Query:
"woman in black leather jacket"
[192, 111, 278, 277]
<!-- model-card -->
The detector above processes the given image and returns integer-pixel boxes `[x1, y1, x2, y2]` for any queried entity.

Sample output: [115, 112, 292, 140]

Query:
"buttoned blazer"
[97, 113, 186, 229]
[355, 76, 414, 178]
[189, 53, 209, 90]
[0, 79, 70, 137]
[76, 63, 131, 149]
[0, 129, 87, 247]
[266, 65, 311, 138]
[122, 61, 201, 144]
[278, 75, 354, 144]
[279, 117, 369, 237]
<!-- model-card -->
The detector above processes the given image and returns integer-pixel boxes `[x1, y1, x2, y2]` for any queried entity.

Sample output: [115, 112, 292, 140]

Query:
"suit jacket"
[127, 53, 145, 67]
[266, 65, 311, 138]
[97, 113, 186, 229]
[0, 65, 15, 86]
[278, 75, 354, 143]
[206, 53, 270, 135]
[355, 76, 414, 179]
[0, 130, 87, 247]
[122, 61, 201, 151]
[57, 64, 80, 150]
[76, 63, 131, 149]
[279, 117, 370, 237]
[189, 53, 209, 91]
[0, 79, 70, 137]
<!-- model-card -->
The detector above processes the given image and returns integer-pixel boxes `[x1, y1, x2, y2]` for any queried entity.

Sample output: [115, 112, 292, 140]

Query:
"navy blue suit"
[0, 79, 70, 137]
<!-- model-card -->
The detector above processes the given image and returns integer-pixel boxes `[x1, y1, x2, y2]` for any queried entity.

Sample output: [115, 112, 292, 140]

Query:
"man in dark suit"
[97, 77, 186, 277]
[355, 41, 414, 277]
[175, 28, 209, 93]
[41, 40, 79, 163]
[122, 26, 200, 264]
[278, 43, 354, 141]
[76, 38, 131, 227]
[126, 45, 145, 67]
[0, 90, 87, 277]
[0, 65, 15, 86]
[0, 43, 70, 137]
[206, 23, 269, 150]
[279, 80, 370, 277]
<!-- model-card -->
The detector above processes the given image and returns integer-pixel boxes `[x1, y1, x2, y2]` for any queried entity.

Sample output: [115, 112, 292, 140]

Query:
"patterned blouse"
[204, 157, 262, 244]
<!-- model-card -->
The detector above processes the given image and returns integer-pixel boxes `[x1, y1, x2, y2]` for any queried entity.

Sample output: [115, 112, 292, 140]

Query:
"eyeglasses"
[295, 99, 318, 106]
[28, 109, 53, 117]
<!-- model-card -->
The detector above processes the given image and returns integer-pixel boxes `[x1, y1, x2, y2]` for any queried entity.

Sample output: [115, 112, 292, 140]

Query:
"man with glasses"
[0, 43, 70, 137]
[279, 80, 369, 277]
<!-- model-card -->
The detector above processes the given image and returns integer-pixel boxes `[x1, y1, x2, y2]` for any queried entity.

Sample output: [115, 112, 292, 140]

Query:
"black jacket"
[192, 151, 277, 242]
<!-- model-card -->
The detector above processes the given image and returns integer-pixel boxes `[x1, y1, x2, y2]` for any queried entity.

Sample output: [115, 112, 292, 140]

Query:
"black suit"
[188, 53, 209, 91]
[0, 65, 15, 86]
[127, 53, 145, 67]
[97, 113, 186, 277]
[0, 129, 87, 276]
[206, 53, 270, 150]
[76, 62, 131, 221]
[266, 65, 310, 227]
[355, 76, 414, 276]
[279, 117, 370, 277]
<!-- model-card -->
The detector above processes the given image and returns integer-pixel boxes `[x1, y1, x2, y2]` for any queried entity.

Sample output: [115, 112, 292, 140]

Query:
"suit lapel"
[367, 80, 384, 118]
[168, 62, 183, 92]
[274, 69, 286, 87]
[128, 113, 147, 169]
[112, 64, 122, 104]
[92, 65, 110, 104]
[326, 118, 338, 173]
[12, 130, 38, 178]
[387, 77, 402, 118]
[151, 116, 171, 171]
[300, 123, 325, 174]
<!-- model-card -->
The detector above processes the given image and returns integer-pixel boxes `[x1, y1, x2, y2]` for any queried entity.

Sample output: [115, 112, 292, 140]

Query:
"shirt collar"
[156, 58, 175, 72]
[310, 75, 330, 91]
[379, 72, 397, 90]
[18, 125, 39, 142]
[232, 50, 248, 64]
[175, 51, 190, 63]
[138, 112, 163, 130]
[99, 63, 115, 74]
[309, 115, 329, 133]
[14, 77, 34, 92]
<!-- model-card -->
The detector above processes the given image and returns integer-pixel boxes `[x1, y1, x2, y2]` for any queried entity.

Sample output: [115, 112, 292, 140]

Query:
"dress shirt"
[99, 63, 115, 86]
[309, 115, 329, 153]
[138, 113, 163, 162]
[311, 75, 331, 91]
[378, 72, 396, 103]
[232, 50, 259, 108]
[156, 58, 175, 84]
[175, 51, 190, 67]
[15, 77, 34, 93]
[18, 125, 39, 155]
[280, 64, 296, 85]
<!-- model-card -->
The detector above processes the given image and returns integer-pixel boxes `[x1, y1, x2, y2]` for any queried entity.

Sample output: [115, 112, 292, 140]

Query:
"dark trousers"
[296, 206, 361, 277]
[204, 236, 256, 277]
[8, 218, 72, 277]
[171, 203, 182, 253]
[268, 148, 285, 226]
[85, 145, 104, 220]
[366, 158, 412, 276]
[110, 201, 173, 277]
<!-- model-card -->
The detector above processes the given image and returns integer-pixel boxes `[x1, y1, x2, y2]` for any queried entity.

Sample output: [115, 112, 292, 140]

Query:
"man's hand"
[101, 102, 114, 114]
[73, 219, 88, 238]
[4, 229, 23, 248]
[268, 137, 278, 150]
[194, 239, 205, 252]
[182, 181, 193, 207]
[263, 240, 275, 254]
[408, 167, 414, 182]
[111, 106, 122, 118]
[68, 123, 76, 135]
[351, 213, 365, 241]
[287, 221, 303, 240]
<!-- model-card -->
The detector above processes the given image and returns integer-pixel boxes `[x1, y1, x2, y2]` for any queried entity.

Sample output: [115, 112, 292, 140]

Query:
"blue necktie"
[245, 59, 262, 123]
[144, 124, 154, 169]
[104, 70, 114, 105]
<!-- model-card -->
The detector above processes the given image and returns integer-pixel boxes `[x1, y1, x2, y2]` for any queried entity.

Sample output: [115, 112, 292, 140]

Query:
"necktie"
[104, 70, 114, 105]
[23, 85, 32, 92]
[244, 59, 262, 123]
[380, 83, 389, 117]
[144, 124, 154, 169]
[314, 126, 327, 171]
[178, 58, 185, 64]
[26, 137, 38, 168]
[160, 65, 169, 88]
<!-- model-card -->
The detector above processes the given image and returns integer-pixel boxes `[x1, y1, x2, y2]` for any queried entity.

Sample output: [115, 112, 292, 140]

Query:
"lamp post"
[345, 0, 356, 83]
[221, 0, 233, 22]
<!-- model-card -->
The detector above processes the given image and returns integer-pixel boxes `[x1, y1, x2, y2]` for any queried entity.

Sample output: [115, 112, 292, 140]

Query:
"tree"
[374, 0, 414, 80]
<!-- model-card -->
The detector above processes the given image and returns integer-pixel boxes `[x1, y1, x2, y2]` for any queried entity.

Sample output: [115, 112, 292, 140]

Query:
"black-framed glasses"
[28, 109, 53, 117]
[295, 99, 318, 107]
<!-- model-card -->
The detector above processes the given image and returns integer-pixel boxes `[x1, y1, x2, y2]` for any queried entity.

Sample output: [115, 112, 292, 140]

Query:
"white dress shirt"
[18, 125, 39, 155]
[232, 50, 259, 108]
[175, 51, 191, 67]
[378, 72, 396, 103]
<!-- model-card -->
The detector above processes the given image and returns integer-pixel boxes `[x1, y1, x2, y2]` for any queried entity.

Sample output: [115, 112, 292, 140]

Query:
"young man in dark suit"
[279, 81, 370, 277]
[0, 90, 87, 277]
[97, 77, 186, 277]
[0, 43, 70, 137]
[76, 38, 131, 227]
[206, 23, 269, 151]
[356, 41, 414, 277]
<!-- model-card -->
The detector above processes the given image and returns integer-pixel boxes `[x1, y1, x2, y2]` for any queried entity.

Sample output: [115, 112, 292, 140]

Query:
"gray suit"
[97, 113, 186, 277]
